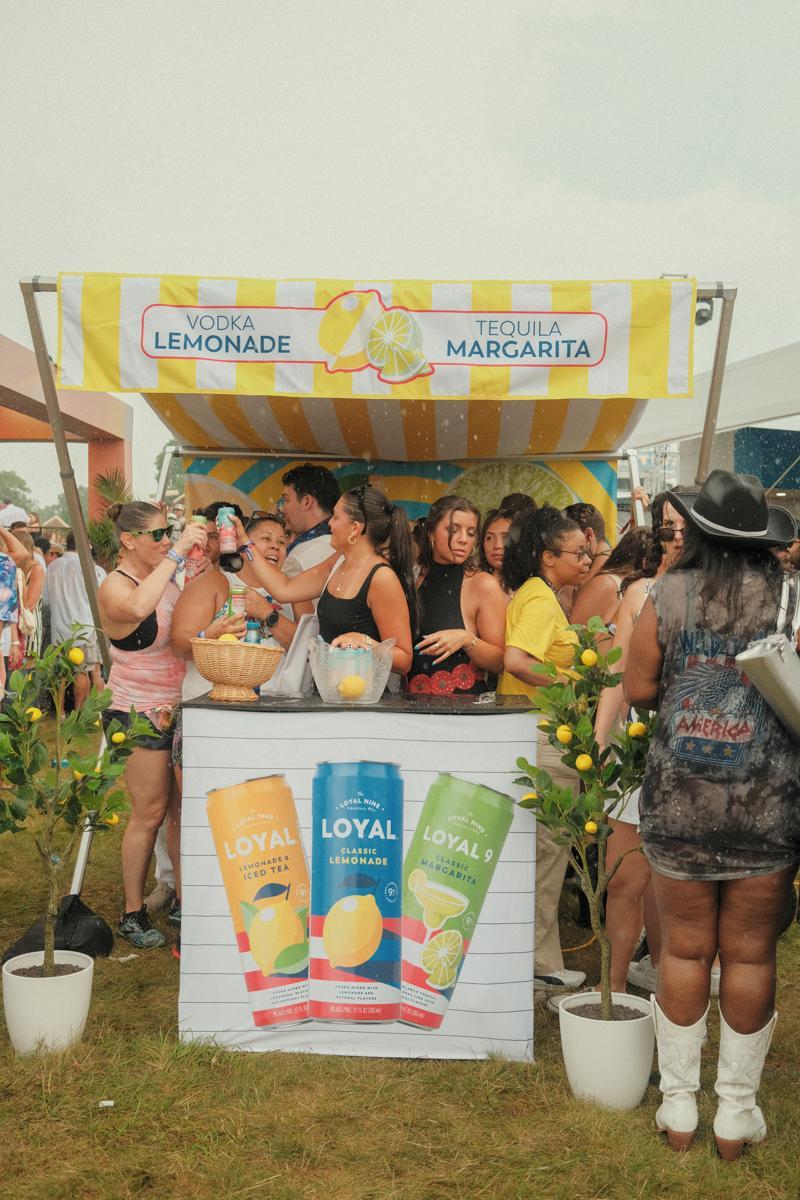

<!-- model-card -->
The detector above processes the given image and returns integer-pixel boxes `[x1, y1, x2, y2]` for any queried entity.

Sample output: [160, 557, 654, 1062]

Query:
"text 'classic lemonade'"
[207, 775, 310, 1027]
[401, 774, 514, 1029]
[310, 762, 403, 1021]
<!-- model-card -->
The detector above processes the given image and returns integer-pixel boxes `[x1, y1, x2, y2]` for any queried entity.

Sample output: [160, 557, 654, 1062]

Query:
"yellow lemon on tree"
[73, 769, 84, 781]
[337, 674, 366, 700]
[580, 649, 598, 668]
[584, 820, 598, 834]
[248, 898, 305, 977]
[25, 706, 42, 722]
[67, 647, 85, 666]
[111, 731, 126, 745]
[218, 632, 240, 643]
[103, 812, 120, 826]
[628, 721, 647, 738]
[555, 724, 574, 745]
[322, 894, 383, 969]
[575, 753, 594, 772]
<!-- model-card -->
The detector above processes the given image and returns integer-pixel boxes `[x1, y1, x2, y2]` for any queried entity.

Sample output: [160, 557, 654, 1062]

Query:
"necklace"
[538, 572, 559, 594]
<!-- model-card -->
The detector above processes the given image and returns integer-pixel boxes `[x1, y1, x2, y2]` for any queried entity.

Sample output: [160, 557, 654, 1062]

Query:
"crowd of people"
[3, 465, 798, 1158]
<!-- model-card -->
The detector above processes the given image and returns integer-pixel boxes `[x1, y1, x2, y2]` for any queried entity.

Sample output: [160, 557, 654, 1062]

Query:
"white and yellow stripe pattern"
[57, 273, 694, 460]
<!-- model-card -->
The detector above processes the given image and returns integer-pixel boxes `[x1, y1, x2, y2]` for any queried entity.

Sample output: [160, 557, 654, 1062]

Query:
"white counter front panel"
[180, 705, 537, 1061]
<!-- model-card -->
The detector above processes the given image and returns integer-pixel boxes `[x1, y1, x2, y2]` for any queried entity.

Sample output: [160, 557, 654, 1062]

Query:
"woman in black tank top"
[409, 496, 507, 696]
[233, 486, 417, 676]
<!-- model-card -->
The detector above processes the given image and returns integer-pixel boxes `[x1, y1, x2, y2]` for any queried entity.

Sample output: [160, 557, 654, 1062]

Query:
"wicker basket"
[190, 638, 284, 703]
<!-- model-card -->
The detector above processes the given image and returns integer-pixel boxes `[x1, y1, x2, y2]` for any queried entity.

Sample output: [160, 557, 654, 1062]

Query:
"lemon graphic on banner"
[322, 893, 383, 968]
[422, 929, 463, 990]
[318, 290, 385, 372]
[366, 309, 430, 383]
[248, 892, 305, 977]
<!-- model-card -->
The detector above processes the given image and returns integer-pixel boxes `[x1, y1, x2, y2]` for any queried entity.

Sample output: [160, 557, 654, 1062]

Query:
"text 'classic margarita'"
[401, 774, 514, 1029]
[310, 762, 403, 1021]
[207, 775, 310, 1027]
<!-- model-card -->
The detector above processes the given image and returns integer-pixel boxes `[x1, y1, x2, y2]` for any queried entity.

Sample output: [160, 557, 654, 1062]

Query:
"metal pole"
[624, 448, 646, 527]
[155, 443, 176, 502]
[19, 278, 111, 672]
[173, 445, 623, 464]
[695, 285, 738, 484]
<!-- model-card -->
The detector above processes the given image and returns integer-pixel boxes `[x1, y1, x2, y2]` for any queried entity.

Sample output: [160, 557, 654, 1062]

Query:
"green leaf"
[606, 646, 623, 665]
[272, 941, 309, 974]
[240, 901, 259, 931]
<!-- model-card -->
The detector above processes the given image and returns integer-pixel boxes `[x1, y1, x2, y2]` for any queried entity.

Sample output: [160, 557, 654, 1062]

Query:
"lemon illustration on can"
[322, 893, 383, 969]
[365, 309, 430, 383]
[248, 889, 305, 978]
[318, 290, 385, 372]
[421, 929, 463, 990]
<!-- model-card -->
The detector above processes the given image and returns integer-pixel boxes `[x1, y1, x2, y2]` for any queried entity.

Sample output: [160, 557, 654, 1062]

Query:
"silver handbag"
[735, 576, 800, 739]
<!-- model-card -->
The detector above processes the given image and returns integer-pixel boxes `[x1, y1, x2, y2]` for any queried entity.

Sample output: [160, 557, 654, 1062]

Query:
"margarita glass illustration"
[407, 868, 467, 943]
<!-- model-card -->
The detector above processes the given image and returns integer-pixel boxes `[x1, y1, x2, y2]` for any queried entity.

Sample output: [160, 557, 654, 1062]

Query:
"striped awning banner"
[57, 273, 694, 459]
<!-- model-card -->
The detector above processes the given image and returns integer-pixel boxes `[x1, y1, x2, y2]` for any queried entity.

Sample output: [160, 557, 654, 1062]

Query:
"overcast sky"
[1, 1, 799, 505]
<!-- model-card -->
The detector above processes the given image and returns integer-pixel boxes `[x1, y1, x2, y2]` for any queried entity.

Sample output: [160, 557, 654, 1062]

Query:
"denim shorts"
[103, 707, 176, 752]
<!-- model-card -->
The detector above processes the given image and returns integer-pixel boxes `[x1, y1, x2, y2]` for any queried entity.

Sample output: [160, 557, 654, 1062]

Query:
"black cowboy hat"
[667, 470, 796, 547]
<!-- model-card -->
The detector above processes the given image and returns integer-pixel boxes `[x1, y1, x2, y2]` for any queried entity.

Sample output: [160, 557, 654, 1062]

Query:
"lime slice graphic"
[421, 929, 463, 990]
[455, 463, 576, 515]
[366, 310, 428, 383]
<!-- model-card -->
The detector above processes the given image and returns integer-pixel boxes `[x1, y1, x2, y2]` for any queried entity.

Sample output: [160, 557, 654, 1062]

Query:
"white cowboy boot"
[713, 1007, 777, 1161]
[653, 997, 709, 1151]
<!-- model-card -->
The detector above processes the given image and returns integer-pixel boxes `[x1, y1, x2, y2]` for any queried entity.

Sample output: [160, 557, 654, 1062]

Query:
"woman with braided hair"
[498, 504, 593, 995]
[233, 485, 415, 674]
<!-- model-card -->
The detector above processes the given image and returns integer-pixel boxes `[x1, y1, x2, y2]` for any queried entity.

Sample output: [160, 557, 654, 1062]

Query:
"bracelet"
[237, 540, 255, 562]
[166, 548, 186, 567]
[468, 634, 477, 650]
[196, 630, 206, 639]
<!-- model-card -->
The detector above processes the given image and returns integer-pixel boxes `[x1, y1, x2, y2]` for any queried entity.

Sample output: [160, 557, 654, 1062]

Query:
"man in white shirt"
[279, 464, 340, 617]
[46, 532, 106, 707]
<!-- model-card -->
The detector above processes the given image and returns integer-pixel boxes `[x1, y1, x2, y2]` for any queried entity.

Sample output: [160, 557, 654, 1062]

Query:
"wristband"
[197, 630, 206, 639]
[237, 540, 255, 562]
[167, 548, 186, 567]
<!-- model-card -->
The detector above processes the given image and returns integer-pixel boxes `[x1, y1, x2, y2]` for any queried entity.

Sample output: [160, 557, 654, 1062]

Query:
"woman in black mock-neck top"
[408, 495, 506, 696]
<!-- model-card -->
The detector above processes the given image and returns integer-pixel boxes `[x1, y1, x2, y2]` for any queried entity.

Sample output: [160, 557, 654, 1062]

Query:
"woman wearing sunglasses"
[232, 486, 416, 674]
[98, 501, 207, 949]
[497, 505, 592, 996]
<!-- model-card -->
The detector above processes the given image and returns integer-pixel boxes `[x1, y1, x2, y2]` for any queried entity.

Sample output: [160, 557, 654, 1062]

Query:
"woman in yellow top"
[497, 505, 592, 995]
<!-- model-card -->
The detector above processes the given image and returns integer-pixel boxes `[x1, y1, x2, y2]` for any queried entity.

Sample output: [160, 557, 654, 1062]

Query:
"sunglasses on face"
[130, 526, 174, 543]
[246, 510, 285, 532]
[656, 525, 685, 543]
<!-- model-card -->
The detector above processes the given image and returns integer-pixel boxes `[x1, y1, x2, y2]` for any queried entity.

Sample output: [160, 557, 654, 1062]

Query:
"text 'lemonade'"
[310, 762, 403, 1021]
[402, 774, 514, 1030]
[207, 775, 310, 1027]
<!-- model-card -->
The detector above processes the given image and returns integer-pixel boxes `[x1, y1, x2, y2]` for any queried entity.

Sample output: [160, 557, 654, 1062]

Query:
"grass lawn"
[1, 738, 798, 1199]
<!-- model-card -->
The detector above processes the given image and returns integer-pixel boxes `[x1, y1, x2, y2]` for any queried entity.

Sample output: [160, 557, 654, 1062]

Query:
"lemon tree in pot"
[514, 617, 656, 1109]
[0, 639, 150, 1054]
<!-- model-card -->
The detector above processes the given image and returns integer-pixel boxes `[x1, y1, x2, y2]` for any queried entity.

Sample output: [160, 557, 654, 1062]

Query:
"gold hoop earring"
[348, 531, 358, 545]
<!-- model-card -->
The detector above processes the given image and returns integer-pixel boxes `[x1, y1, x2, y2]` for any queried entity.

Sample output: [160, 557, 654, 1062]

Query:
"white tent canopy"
[628, 341, 800, 448]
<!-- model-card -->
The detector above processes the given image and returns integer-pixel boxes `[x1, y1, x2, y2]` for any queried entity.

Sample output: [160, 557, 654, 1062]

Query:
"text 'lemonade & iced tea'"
[207, 775, 310, 1027]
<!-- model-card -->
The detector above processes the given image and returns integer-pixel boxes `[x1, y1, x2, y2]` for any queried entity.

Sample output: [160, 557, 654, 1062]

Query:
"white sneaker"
[144, 880, 176, 916]
[533, 968, 586, 993]
[627, 953, 658, 992]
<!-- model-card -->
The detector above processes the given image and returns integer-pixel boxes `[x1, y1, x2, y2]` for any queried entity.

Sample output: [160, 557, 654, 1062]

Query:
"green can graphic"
[401, 774, 514, 1029]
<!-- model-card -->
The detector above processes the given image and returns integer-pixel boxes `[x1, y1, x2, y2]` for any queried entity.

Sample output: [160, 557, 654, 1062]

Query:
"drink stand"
[23, 273, 725, 1060]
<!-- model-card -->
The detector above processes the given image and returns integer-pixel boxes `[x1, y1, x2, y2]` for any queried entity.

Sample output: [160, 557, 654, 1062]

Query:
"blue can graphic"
[310, 761, 403, 1022]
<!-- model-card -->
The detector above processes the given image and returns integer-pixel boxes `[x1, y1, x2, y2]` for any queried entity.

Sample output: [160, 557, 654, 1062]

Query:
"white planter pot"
[558, 990, 654, 1110]
[2, 949, 94, 1055]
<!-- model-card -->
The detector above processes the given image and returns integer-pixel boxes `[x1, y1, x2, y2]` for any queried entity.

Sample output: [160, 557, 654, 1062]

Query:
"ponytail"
[501, 505, 579, 593]
[341, 486, 420, 637]
[385, 505, 420, 638]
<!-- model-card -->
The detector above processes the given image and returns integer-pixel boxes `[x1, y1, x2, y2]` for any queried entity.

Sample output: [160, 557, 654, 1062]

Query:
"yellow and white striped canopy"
[57, 272, 694, 460]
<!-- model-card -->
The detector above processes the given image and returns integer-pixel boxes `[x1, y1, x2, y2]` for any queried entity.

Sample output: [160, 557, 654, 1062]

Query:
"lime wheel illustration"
[455, 463, 576, 514]
[366, 310, 430, 383]
[421, 929, 463, 991]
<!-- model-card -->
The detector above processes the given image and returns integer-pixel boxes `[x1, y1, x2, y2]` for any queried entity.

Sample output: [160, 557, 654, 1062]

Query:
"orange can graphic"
[207, 775, 310, 1027]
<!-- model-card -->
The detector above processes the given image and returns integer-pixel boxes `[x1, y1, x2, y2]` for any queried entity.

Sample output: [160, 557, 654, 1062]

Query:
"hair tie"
[384, 501, 395, 516]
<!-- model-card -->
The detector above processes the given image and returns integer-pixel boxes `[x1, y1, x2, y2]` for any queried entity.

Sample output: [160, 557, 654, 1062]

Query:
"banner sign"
[57, 273, 695, 402]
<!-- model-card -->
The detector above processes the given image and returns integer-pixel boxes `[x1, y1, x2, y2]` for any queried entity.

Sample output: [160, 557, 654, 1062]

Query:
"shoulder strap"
[774, 575, 800, 639]
[114, 569, 140, 586]
[358, 562, 389, 598]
